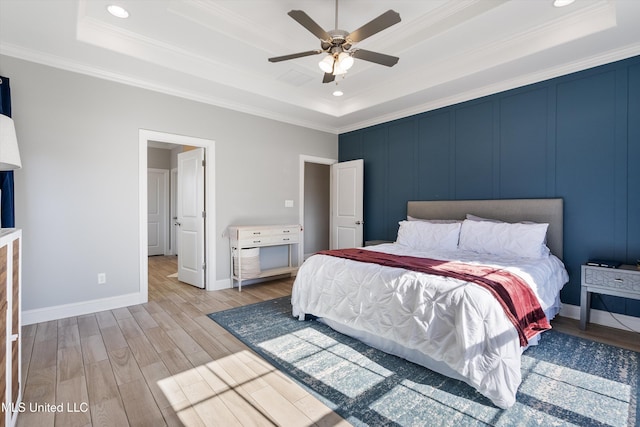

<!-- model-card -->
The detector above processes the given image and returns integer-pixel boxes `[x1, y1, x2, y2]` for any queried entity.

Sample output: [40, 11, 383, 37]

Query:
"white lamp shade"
[0, 114, 22, 170]
[318, 55, 335, 73]
[337, 52, 354, 71]
[332, 62, 347, 75]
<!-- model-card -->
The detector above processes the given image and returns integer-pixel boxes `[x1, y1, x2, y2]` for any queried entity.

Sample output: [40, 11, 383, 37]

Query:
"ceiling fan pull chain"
[335, 0, 339, 30]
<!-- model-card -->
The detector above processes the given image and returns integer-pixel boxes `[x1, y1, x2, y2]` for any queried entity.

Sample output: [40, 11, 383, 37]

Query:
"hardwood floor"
[19, 256, 349, 427]
[551, 311, 640, 353]
[18, 256, 640, 426]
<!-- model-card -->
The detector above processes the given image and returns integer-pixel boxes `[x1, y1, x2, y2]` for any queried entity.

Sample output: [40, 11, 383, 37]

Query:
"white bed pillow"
[396, 220, 461, 251]
[459, 219, 549, 259]
[465, 214, 551, 257]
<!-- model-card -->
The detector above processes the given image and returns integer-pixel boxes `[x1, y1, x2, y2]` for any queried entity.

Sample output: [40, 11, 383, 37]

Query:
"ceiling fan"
[268, 0, 401, 83]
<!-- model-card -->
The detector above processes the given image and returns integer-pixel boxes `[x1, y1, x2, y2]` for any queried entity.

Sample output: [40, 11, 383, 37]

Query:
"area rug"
[208, 296, 639, 427]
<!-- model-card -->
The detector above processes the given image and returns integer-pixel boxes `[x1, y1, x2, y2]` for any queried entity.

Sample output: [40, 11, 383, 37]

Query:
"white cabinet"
[228, 225, 300, 291]
[1, 229, 21, 427]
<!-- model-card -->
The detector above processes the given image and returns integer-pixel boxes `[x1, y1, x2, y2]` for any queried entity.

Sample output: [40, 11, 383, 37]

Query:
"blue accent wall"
[339, 55, 640, 318]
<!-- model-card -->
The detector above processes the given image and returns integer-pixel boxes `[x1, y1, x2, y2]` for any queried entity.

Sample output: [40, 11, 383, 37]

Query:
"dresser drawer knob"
[614, 278, 623, 282]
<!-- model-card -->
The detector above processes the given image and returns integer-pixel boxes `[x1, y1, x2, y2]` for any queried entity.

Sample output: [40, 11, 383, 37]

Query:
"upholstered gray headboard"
[407, 199, 564, 259]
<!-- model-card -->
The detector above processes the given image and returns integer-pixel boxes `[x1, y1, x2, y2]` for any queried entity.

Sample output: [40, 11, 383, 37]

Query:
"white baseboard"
[213, 278, 233, 291]
[559, 303, 640, 332]
[22, 292, 146, 325]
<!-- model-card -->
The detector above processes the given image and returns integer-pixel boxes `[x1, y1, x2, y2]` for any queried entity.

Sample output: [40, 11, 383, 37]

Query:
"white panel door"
[330, 159, 364, 249]
[177, 148, 205, 288]
[147, 169, 168, 256]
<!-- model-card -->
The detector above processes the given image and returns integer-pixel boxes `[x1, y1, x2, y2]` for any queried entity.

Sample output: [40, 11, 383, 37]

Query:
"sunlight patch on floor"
[258, 327, 393, 399]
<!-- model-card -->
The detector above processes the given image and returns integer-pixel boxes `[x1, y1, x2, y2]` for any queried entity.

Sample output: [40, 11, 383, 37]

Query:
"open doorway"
[298, 155, 336, 264]
[138, 129, 216, 304]
[147, 143, 175, 257]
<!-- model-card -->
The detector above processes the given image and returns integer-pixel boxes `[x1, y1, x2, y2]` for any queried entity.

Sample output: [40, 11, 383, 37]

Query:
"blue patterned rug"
[208, 296, 639, 427]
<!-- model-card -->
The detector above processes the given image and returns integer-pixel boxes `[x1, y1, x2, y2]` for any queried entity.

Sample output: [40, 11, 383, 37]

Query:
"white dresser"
[228, 224, 300, 291]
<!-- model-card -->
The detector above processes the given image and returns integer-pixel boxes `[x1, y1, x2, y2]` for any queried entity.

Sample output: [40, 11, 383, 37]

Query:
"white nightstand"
[580, 264, 640, 330]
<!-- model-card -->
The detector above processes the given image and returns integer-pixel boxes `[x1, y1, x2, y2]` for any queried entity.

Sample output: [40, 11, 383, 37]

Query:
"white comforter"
[291, 243, 569, 408]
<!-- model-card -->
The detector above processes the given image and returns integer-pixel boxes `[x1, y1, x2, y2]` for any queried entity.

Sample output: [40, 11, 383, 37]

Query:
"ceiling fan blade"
[322, 72, 336, 84]
[268, 50, 322, 63]
[288, 10, 331, 41]
[352, 49, 399, 67]
[347, 10, 401, 43]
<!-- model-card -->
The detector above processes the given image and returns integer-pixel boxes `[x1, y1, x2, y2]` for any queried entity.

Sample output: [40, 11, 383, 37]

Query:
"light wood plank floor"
[18, 256, 640, 426]
[19, 256, 349, 427]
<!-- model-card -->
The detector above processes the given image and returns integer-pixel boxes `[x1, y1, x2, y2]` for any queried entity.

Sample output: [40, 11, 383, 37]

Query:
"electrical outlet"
[285, 199, 294, 208]
[97, 273, 107, 284]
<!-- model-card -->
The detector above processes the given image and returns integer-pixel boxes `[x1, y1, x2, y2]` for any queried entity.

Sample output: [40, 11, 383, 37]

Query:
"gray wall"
[1, 55, 337, 312]
[147, 146, 171, 170]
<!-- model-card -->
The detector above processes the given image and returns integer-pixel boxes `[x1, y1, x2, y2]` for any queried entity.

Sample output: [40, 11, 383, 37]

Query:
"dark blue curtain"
[0, 76, 15, 228]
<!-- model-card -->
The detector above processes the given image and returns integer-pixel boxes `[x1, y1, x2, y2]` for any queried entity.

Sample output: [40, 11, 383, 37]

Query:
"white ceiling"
[1, 0, 639, 134]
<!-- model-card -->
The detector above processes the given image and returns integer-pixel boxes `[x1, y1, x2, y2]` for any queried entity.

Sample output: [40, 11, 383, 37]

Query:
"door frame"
[139, 129, 216, 302]
[170, 168, 178, 255]
[298, 155, 337, 267]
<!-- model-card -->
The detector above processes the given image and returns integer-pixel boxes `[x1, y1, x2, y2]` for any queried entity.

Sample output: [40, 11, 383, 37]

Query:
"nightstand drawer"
[583, 267, 640, 293]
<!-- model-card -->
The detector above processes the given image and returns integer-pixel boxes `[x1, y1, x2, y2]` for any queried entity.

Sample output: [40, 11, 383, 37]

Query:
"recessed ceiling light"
[553, 0, 575, 7]
[333, 90, 344, 97]
[107, 5, 129, 18]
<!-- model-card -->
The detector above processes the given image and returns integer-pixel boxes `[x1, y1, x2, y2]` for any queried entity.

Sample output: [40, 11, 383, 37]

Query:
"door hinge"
[202, 159, 206, 167]
[202, 262, 206, 270]
[202, 211, 206, 218]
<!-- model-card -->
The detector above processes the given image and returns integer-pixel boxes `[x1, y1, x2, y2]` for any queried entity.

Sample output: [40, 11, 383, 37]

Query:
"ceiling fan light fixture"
[333, 90, 344, 97]
[337, 52, 354, 71]
[319, 55, 335, 73]
[332, 61, 348, 76]
[270, 3, 401, 83]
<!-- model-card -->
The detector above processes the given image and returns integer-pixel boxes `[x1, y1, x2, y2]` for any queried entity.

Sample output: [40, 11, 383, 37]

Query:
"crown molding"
[337, 43, 640, 134]
[4, 40, 639, 136]
[0, 42, 338, 134]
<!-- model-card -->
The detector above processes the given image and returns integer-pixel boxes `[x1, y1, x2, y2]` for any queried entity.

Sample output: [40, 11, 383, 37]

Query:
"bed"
[291, 199, 569, 409]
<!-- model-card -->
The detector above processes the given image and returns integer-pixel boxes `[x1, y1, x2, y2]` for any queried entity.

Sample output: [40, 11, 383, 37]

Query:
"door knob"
[175, 221, 182, 227]
[355, 221, 363, 225]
